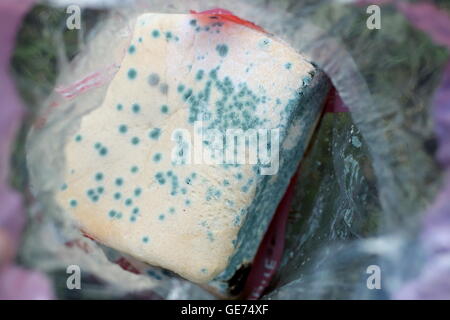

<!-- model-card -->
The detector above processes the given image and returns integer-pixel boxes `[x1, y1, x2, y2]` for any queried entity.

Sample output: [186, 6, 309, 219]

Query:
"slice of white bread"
[57, 12, 329, 284]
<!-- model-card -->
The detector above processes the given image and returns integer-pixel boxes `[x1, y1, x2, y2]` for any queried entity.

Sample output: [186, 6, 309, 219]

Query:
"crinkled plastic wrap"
[10, 0, 449, 299]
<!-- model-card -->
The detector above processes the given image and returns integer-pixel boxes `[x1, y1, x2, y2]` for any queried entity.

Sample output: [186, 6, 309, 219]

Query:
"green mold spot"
[75, 135, 82, 142]
[285, 62, 292, 70]
[196, 69, 204, 81]
[132, 103, 141, 113]
[177, 84, 185, 92]
[119, 125, 128, 134]
[160, 105, 169, 114]
[158, 214, 165, 221]
[114, 192, 121, 200]
[149, 128, 161, 140]
[216, 44, 228, 57]
[209, 68, 218, 79]
[131, 137, 140, 145]
[116, 104, 123, 111]
[128, 68, 137, 80]
[155, 172, 166, 185]
[131, 166, 139, 173]
[153, 153, 162, 162]
[189, 19, 197, 26]
[69, 200, 77, 207]
[125, 198, 133, 206]
[152, 29, 160, 38]
[128, 45, 136, 54]
[99, 147, 108, 156]
[259, 38, 271, 48]
[183, 88, 193, 101]
[148, 73, 160, 86]
[134, 188, 142, 197]
[142, 236, 149, 243]
[115, 178, 124, 186]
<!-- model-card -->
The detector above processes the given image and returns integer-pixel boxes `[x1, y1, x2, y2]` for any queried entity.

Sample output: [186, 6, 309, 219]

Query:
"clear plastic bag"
[8, 0, 448, 299]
